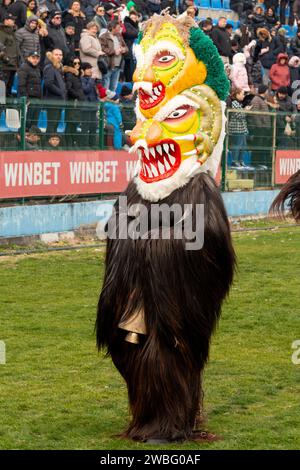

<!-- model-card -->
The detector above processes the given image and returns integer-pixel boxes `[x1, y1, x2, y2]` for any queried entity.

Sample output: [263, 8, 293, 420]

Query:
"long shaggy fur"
[270, 170, 300, 221]
[96, 173, 236, 441]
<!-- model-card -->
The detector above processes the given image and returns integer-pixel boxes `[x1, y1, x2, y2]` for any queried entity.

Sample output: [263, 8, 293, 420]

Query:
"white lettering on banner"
[279, 158, 300, 176]
[4, 162, 61, 187]
[126, 160, 139, 180]
[69, 161, 118, 184]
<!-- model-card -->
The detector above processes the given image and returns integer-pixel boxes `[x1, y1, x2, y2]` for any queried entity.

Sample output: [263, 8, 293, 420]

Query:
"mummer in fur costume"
[96, 14, 236, 443]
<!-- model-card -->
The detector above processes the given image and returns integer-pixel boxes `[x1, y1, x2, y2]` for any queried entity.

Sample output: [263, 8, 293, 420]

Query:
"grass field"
[0, 225, 300, 450]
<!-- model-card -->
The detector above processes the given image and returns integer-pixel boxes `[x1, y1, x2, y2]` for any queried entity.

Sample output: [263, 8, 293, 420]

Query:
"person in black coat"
[80, 61, 98, 148]
[93, 4, 107, 35]
[64, 22, 76, 62]
[43, 49, 66, 99]
[254, 28, 285, 84]
[46, 10, 70, 60]
[277, 27, 288, 52]
[18, 50, 41, 99]
[211, 17, 232, 63]
[199, 19, 213, 38]
[265, 7, 280, 29]
[64, 56, 85, 147]
[0, 0, 13, 23]
[0, 14, 18, 96]
[43, 49, 66, 135]
[123, 11, 139, 82]
[7, 0, 27, 29]
[62, 1, 87, 51]
[17, 50, 41, 128]
[65, 57, 85, 101]
[233, 24, 251, 49]
[248, 5, 267, 36]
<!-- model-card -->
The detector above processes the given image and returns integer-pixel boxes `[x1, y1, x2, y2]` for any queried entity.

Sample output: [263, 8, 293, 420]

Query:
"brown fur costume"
[96, 172, 235, 442]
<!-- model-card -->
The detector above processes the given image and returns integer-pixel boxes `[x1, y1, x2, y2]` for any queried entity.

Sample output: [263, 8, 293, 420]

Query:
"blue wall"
[0, 190, 279, 238]
[222, 189, 279, 217]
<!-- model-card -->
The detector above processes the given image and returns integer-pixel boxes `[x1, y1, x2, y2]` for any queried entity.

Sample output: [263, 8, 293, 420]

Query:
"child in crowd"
[47, 134, 62, 150]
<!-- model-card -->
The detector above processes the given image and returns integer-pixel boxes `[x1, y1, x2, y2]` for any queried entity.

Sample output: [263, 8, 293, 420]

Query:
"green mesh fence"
[1, 99, 299, 192]
[224, 108, 300, 191]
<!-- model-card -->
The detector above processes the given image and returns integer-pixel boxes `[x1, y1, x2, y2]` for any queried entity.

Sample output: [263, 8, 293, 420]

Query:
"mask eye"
[167, 108, 189, 119]
[153, 51, 176, 67]
[158, 55, 175, 63]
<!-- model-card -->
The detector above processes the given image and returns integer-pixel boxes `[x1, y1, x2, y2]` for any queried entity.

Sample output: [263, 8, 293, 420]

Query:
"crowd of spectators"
[0, 0, 300, 155]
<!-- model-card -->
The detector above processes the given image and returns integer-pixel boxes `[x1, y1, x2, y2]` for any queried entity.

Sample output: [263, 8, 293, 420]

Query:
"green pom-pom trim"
[189, 27, 230, 101]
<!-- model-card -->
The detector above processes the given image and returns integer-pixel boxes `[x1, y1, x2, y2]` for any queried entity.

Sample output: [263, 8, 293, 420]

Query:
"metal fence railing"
[0, 97, 135, 152]
[223, 108, 300, 191]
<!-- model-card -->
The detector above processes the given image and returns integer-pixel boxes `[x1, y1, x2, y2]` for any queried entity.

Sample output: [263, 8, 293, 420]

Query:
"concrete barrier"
[0, 190, 279, 239]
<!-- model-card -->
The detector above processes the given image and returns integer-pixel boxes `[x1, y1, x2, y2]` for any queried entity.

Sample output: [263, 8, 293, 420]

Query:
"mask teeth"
[139, 82, 164, 107]
[139, 142, 178, 179]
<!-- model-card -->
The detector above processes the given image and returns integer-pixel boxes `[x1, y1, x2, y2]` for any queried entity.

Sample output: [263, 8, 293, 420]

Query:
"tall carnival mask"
[129, 15, 230, 202]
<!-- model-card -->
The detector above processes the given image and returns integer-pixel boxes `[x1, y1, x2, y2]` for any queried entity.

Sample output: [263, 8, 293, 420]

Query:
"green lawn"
[0, 227, 300, 450]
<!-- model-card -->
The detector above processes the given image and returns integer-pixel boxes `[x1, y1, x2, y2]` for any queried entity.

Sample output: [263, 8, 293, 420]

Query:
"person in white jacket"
[79, 21, 105, 79]
[231, 52, 250, 93]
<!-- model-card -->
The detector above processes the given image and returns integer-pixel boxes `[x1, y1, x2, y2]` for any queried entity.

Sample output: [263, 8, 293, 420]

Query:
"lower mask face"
[130, 85, 226, 202]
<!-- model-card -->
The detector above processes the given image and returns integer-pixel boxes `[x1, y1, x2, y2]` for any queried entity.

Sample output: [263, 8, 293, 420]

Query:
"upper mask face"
[129, 15, 229, 202]
[133, 22, 207, 119]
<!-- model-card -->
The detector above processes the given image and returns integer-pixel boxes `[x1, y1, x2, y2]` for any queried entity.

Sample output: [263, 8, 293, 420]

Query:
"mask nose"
[145, 121, 163, 146]
[133, 65, 155, 83]
[130, 120, 162, 146]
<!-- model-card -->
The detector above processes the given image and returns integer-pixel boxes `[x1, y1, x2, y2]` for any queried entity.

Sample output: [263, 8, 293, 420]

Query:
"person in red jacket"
[269, 53, 290, 92]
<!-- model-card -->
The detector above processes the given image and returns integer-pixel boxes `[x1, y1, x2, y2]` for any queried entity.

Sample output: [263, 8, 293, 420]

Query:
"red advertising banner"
[0, 150, 222, 199]
[0, 150, 138, 199]
[275, 150, 300, 185]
